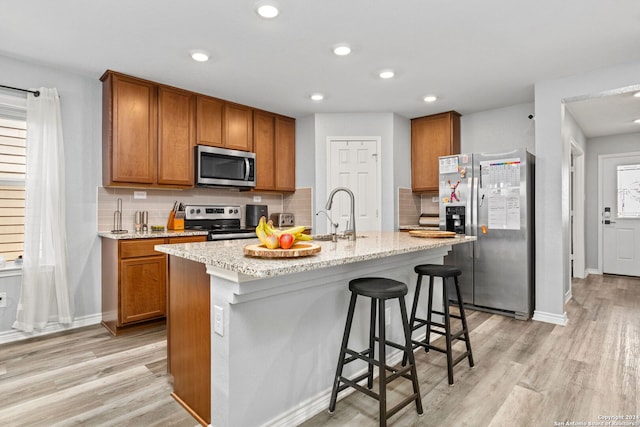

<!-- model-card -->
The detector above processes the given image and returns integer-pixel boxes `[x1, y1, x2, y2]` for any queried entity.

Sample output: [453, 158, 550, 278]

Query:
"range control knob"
[196, 209, 201, 214]
[189, 209, 195, 215]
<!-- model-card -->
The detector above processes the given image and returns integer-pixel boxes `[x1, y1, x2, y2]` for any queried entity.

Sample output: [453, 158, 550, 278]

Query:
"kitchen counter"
[155, 231, 474, 427]
[98, 229, 208, 239]
[155, 231, 473, 279]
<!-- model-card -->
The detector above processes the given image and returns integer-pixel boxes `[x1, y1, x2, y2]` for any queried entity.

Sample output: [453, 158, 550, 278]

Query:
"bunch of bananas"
[255, 216, 312, 249]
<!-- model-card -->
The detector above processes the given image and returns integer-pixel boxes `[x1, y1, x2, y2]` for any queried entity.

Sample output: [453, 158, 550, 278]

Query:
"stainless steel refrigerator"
[438, 148, 534, 319]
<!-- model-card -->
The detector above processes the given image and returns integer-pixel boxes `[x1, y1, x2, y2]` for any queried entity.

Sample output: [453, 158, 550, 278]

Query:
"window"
[617, 164, 640, 218]
[0, 95, 26, 262]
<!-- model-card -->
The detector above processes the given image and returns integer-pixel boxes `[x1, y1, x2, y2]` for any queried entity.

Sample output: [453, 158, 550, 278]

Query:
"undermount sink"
[312, 234, 367, 241]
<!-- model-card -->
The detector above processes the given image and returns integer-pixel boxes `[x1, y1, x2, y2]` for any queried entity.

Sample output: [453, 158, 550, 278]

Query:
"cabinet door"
[120, 254, 167, 324]
[158, 87, 195, 187]
[253, 111, 276, 191]
[275, 116, 296, 192]
[411, 111, 460, 192]
[224, 102, 253, 152]
[109, 74, 158, 184]
[196, 95, 224, 147]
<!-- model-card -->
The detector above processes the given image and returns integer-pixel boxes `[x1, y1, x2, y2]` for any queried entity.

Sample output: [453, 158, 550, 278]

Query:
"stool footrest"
[344, 348, 379, 368]
[430, 310, 463, 321]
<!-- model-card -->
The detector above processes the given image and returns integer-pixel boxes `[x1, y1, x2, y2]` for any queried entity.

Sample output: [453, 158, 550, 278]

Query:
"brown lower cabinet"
[167, 256, 211, 425]
[101, 235, 206, 336]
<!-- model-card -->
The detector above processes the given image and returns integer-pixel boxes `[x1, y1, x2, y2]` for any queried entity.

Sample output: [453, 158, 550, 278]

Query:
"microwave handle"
[244, 158, 251, 181]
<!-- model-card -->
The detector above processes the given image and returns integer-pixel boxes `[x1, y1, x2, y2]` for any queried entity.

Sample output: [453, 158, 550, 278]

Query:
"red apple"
[279, 233, 294, 249]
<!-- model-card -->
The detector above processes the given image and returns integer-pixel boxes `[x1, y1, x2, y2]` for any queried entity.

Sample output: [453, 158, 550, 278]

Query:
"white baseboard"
[0, 313, 102, 345]
[585, 268, 600, 276]
[564, 289, 572, 303]
[261, 333, 428, 427]
[532, 310, 568, 326]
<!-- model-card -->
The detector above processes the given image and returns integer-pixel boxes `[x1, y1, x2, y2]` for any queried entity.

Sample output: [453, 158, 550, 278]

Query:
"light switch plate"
[214, 305, 224, 336]
[432, 196, 439, 203]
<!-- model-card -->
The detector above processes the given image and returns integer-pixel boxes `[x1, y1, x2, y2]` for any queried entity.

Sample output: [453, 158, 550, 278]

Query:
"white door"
[602, 153, 640, 276]
[327, 138, 380, 232]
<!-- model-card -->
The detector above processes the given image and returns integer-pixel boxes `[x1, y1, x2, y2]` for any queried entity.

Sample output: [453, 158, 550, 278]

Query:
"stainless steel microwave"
[195, 145, 256, 189]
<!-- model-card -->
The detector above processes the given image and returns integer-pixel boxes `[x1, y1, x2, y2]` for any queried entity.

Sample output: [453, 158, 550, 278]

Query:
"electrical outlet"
[214, 305, 224, 336]
[385, 307, 391, 326]
[133, 191, 147, 199]
[253, 196, 262, 202]
[0, 292, 6, 308]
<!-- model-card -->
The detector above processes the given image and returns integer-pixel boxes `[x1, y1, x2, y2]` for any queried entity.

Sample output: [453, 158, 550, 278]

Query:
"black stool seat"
[349, 277, 408, 299]
[329, 277, 423, 426]
[403, 263, 474, 386]
[414, 264, 461, 278]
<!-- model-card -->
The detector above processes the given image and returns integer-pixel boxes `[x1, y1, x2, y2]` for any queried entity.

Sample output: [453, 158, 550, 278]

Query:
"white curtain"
[13, 87, 73, 332]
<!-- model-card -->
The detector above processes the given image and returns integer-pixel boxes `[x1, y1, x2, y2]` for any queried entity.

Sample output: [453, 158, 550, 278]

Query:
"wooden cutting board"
[409, 230, 458, 238]
[243, 243, 321, 258]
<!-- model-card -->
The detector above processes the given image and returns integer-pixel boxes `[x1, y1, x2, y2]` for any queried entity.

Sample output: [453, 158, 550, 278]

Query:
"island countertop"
[155, 231, 475, 279]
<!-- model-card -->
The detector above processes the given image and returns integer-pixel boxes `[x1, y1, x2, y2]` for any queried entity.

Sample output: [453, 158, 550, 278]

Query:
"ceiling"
[2, 0, 640, 136]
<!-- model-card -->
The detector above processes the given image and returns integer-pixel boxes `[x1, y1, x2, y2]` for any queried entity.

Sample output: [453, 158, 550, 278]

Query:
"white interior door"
[328, 138, 380, 232]
[602, 154, 640, 276]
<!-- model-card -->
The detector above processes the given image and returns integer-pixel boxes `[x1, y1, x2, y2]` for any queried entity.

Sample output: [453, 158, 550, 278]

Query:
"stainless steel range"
[184, 205, 257, 241]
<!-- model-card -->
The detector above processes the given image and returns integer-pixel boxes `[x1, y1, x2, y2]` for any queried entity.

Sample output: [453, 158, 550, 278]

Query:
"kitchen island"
[155, 231, 474, 427]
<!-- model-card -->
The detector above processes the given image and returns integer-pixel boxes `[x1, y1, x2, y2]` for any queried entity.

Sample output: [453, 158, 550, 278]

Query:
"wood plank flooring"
[0, 324, 197, 426]
[302, 274, 640, 427]
[0, 274, 638, 426]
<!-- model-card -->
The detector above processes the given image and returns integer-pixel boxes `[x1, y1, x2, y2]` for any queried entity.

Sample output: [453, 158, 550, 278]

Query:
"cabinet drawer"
[120, 238, 166, 259]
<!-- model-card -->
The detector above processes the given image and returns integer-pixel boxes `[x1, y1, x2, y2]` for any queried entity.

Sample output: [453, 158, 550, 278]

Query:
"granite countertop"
[155, 231, 475, 279]
[398, 225, 441, 231]
[98, 230, 209, 240]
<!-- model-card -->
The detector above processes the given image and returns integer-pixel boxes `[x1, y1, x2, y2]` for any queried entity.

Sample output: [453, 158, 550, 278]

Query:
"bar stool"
[328, 277, 423, 426]
[403, 264, 474, 386]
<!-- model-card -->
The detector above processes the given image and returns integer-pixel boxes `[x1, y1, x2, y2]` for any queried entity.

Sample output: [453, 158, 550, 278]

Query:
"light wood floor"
[0, 274, 638, 426]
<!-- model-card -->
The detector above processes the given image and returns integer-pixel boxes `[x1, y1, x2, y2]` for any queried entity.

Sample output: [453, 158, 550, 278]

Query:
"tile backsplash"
[398, 187, 421, 227]
[397, 187, 440, 227]
[97, 187, 312, 232]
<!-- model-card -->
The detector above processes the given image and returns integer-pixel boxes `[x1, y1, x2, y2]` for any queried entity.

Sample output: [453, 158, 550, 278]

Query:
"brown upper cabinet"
[157, 86, 196, 187]
[224, 102, 253, 152]
[102, 70, 292, 190]
[411, 111, 461, 192]
[253, 111, 295, 192]
[196, 96, 253, 152]
[196, 95, 224, 147]
[101, 71, 195, 188]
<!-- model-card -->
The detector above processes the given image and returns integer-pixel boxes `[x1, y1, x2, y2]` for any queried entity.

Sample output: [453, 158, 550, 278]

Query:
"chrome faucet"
[325, 187, 356, 241]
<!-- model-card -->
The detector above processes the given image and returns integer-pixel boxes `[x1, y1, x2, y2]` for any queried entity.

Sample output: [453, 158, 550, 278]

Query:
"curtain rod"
[0, 84, 40, 97]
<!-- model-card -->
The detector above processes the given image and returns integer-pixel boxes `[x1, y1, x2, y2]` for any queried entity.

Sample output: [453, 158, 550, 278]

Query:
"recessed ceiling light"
[256, 1, 279, 18]
[310, 93, 324, 101]
[634, 118, 640, 124]
[333, 45, 351, 56]
[190, 50, 209, 62]
[423, 95, 438, 103]
[634, 91, 640, 98]
[379, 70, 395, 79]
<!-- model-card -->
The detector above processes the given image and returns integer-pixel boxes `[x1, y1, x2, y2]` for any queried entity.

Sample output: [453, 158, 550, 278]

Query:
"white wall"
[585, 132, 640, 270]
[534, 59, 640, 325]
[393, 114, 411, 229]
[0, 54, 103, 335]
[460, 103, 535, 154]
[311, 113, 408, 233]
